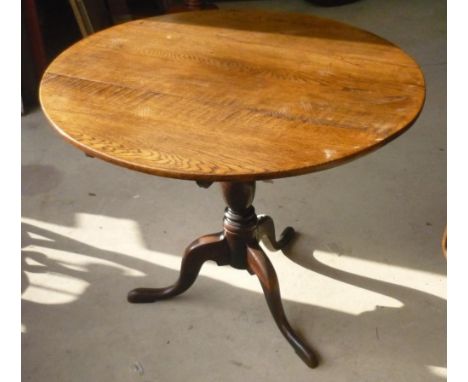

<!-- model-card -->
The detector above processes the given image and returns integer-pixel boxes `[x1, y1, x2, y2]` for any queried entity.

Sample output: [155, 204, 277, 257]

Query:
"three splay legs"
[128, 182, 318, 368]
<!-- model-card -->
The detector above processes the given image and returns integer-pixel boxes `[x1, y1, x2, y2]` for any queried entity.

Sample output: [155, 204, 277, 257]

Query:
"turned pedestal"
[127, 182, 318, 368]
[39, 9, 425, 368]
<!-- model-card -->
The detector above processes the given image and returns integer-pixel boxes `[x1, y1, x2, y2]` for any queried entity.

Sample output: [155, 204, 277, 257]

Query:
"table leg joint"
[127, 181, 318, 368]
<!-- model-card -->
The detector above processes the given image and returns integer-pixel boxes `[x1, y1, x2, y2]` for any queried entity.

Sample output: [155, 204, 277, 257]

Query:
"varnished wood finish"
[40, 10, 425, 367]
[129, 182, 318, 367]
[128, 232, 230, 303]
[257, 214, 296, 251]
[246, 242, 318, 368]
[39, 9, 425, 181]
[221, 181, 258, 269]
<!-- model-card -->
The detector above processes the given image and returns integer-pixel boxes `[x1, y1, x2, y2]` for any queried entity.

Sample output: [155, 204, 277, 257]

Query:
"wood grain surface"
[39, 9, 425, 181]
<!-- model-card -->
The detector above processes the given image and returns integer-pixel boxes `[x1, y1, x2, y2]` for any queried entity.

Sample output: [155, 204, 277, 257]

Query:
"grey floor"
[21, 0, 446, 381]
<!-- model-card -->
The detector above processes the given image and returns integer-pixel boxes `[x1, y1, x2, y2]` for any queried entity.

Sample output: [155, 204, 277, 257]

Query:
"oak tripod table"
[39, 9, 425, 368]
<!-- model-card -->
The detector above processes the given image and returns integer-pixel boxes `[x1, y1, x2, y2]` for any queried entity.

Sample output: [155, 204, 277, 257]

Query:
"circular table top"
[40, 9, 425, 181]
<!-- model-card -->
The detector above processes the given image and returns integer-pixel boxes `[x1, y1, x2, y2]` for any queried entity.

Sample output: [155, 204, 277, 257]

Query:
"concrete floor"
[22, 0, 446, 381]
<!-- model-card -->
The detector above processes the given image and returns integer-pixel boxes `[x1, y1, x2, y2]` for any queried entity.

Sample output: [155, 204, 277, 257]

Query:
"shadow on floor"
[21, 158, 446, 277]
[22, 221, 446, 382]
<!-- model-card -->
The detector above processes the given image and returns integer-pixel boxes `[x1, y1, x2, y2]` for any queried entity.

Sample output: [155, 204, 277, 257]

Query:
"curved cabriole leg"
[246, 243, 318, 368]
[128, 233, 229, 303]
[257, 215, 296, 251]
